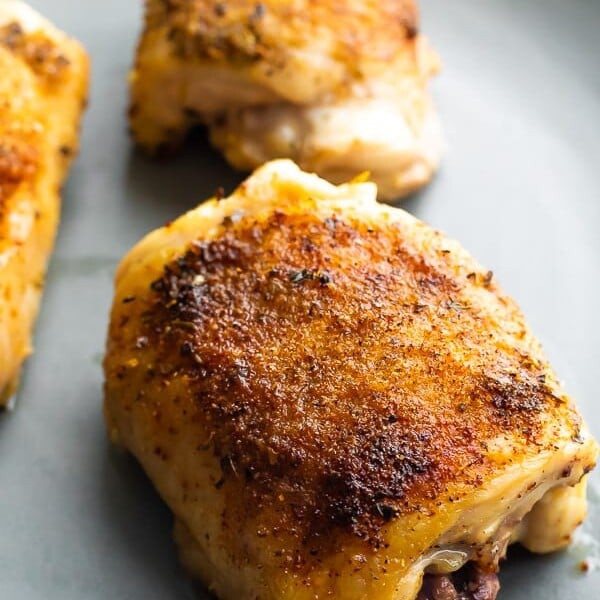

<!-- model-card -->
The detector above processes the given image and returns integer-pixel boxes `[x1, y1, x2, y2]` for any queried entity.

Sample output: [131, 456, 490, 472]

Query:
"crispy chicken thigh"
[129, 0, 442, 200]
[104, 160, 597, 600]
[0, 1, 88, 406]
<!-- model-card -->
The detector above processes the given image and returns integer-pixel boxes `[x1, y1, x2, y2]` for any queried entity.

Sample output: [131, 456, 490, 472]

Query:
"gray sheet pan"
[0, 0, 598, 598]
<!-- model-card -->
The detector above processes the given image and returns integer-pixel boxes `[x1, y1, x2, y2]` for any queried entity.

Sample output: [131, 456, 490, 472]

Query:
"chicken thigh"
[0, 1, 88, 406]
[129, 0, 442, 200]
[104, 160, 597, 600]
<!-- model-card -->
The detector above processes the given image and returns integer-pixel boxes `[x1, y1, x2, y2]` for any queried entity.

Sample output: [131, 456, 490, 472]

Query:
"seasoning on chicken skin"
[0, 1, 89, 406]
[129, 0, 443, 200]
[104, 160, 598, 600]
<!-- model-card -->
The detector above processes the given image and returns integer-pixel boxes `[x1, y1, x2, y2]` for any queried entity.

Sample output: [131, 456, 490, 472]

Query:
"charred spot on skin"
[179, 341, 194, 357]
[318, 272, 332, 285]
[318, 430, 435, 539]
[214, 3, 227, 18]
[485, 372, 550, 431]
[289, 269, 312, 284]
[288, 268, 332, 286]
[374, 503, 398, 522]
[250, 3, 267, 21]
[483, 271, 494, 287]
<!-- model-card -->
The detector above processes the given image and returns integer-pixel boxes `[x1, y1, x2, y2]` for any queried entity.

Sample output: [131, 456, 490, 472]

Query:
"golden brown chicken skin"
[130, 0, 442, 200]
[104, 161, 597, 600]
[0, 1, 89, 406]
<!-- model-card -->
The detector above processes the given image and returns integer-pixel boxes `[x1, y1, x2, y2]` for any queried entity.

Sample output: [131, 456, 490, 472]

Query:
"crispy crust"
[0, 22, 72, 83]
[108, 206, 584, 549]
[0, 7, 89, 404]
[147, 0, 419, 65]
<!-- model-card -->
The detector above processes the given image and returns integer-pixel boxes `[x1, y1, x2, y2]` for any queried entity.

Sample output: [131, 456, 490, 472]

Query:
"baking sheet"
[1, 1, 599, 598]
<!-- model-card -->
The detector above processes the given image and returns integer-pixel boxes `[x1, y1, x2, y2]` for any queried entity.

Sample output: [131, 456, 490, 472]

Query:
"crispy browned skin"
[147, 0, 419, 65]
[0, 4, 89, 405]
[143, 212, 577, 542]
[130, 0, 442, 200]
[104, 161, 597, 600]
[0, 21, 73, 79]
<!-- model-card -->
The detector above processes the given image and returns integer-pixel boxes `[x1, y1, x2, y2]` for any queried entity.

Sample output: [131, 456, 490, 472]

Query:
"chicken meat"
[0, 1, 89, 406]
[104, 160, 598, 600]
[129, 0, 442, 200]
